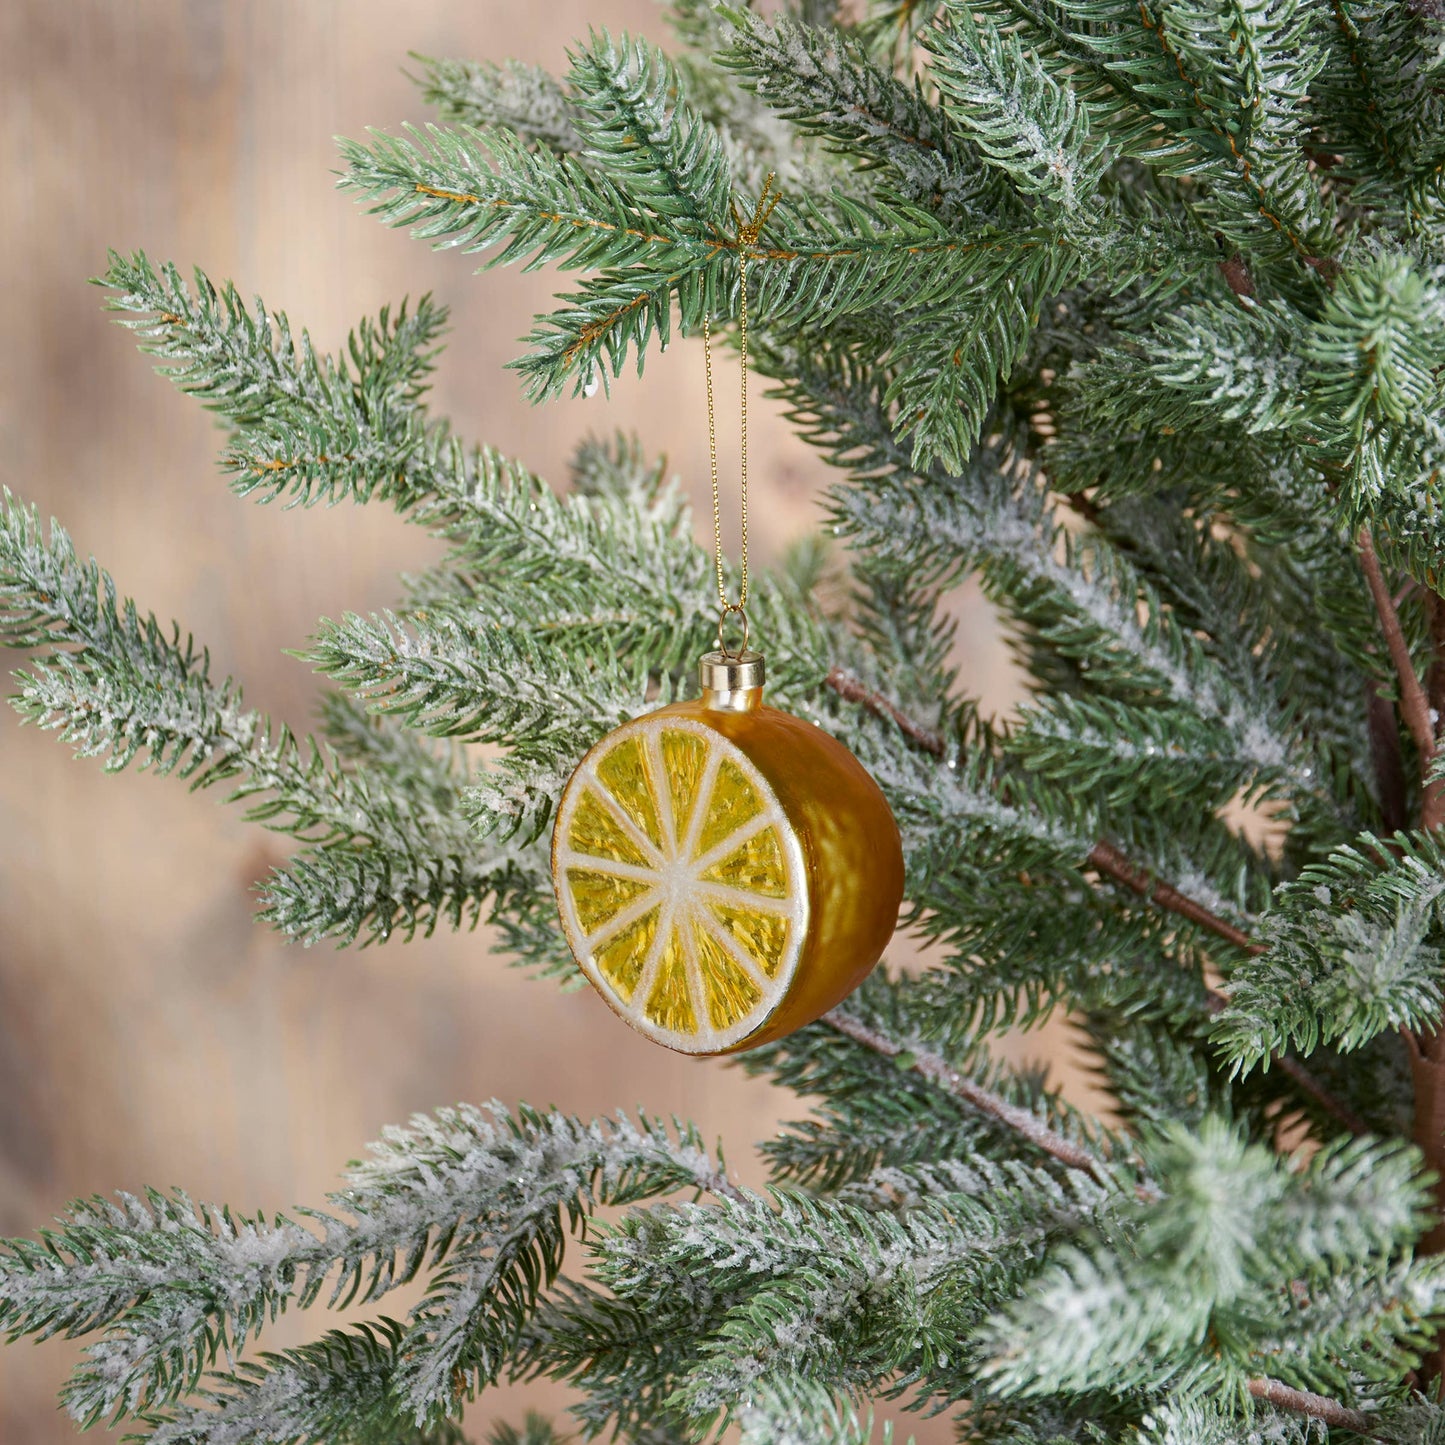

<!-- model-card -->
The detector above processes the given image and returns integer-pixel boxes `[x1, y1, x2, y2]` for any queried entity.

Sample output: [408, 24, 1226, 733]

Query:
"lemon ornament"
[551, 648, 904, 1054]
[550, 175, 904, 1054]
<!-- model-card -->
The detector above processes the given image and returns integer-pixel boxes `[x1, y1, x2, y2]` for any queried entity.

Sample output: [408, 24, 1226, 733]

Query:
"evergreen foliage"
[6, 0, 1445, 1439]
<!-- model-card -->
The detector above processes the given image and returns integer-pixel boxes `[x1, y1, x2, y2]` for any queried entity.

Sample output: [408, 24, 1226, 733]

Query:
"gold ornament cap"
[699, 649, 765, 711]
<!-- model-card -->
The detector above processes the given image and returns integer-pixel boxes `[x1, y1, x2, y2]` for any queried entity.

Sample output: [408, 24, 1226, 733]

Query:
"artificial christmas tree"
[4, 0, 1445, 1439]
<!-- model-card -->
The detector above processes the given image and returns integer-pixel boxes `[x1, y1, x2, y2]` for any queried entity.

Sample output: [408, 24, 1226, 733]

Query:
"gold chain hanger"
[703, 173, 781, 660]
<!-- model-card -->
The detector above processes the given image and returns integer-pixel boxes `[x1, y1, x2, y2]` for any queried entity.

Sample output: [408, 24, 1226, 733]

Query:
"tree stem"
[1358, 527, 1439, 778]
[1245, 1376, 1376, 1435]
[1268, 1054, 1370, 1137]
[824, 666, 946, 755]
[822, 1008, 1109, 1185]
[1358, 536, 1445, 1375]
[1086, 839, 1262, 956]
[1367, 682, 1410, 834]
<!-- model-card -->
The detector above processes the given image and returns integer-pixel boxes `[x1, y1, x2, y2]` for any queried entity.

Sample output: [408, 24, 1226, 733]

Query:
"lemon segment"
[595, 736, 664, 850]
[661, 729, 708, 842]
[704, 899, 790, 979]
[552, 716, 808, 1053]
[568, 789, 652, 868]
[644, 926, 698, 1033]
[566, 868, 650, 935]
[694, 757, 764, 857]
[698, 823, 788, 898]
[691, 919, 764, 1028]
[594, 906, 659, 1003]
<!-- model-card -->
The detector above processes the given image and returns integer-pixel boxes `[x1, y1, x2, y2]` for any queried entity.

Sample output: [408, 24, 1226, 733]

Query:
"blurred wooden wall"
[0, 5, 1030, 1440]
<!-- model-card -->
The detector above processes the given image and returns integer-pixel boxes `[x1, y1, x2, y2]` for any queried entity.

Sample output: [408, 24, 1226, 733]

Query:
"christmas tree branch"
[821, 1008, 1109, 1185]
[716, 7, 1017, 229]
[413, 54, 583, 154]
[0, 494, 535, 944]
[0, 1105, 729, 1425]
[982, 1121, 1433, 1411]
[823, 668, 1259, 953]
[1084, 839, 1262, 957]
[136, 1321, 415, 1445]
[824, 668, 1375, 1139]
[809, 365, 1328, 815]
[1199, 991, 1370, 1137]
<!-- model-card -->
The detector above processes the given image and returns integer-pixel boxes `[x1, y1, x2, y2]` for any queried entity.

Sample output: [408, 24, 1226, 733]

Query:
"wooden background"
[0, 5, 1048, 1440]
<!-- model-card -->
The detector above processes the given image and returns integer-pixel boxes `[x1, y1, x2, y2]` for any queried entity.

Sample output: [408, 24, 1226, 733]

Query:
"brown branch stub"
[1061, 489, 1104, 525]
[822, 1009, 1108, 1184]
[1088, 839, 1263, 956]
[695, 1168, 745, 1205]
[1367, 682, 1411, 834]
[1246, 1376, 1376, 1435]
[1219, 256, 1256, 297]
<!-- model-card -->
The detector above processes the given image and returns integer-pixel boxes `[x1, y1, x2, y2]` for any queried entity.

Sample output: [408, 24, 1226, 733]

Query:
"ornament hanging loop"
[716, 601, 750, 660]
[704, 173, 781, 649]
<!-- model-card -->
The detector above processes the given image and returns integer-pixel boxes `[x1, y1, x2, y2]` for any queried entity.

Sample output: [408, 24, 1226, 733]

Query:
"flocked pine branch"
[415, 54, 585, 155]
[0, 1104, 727, 1429]
[0, 491, 543, 948]
[979, 1119, 1438, 1403]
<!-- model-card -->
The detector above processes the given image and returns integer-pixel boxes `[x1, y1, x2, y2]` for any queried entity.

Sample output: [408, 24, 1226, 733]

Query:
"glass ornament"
[552, 649, 904, 1055]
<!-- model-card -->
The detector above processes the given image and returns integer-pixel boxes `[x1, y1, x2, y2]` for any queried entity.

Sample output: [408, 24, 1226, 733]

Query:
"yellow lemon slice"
[552, 716, 809, 1054]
